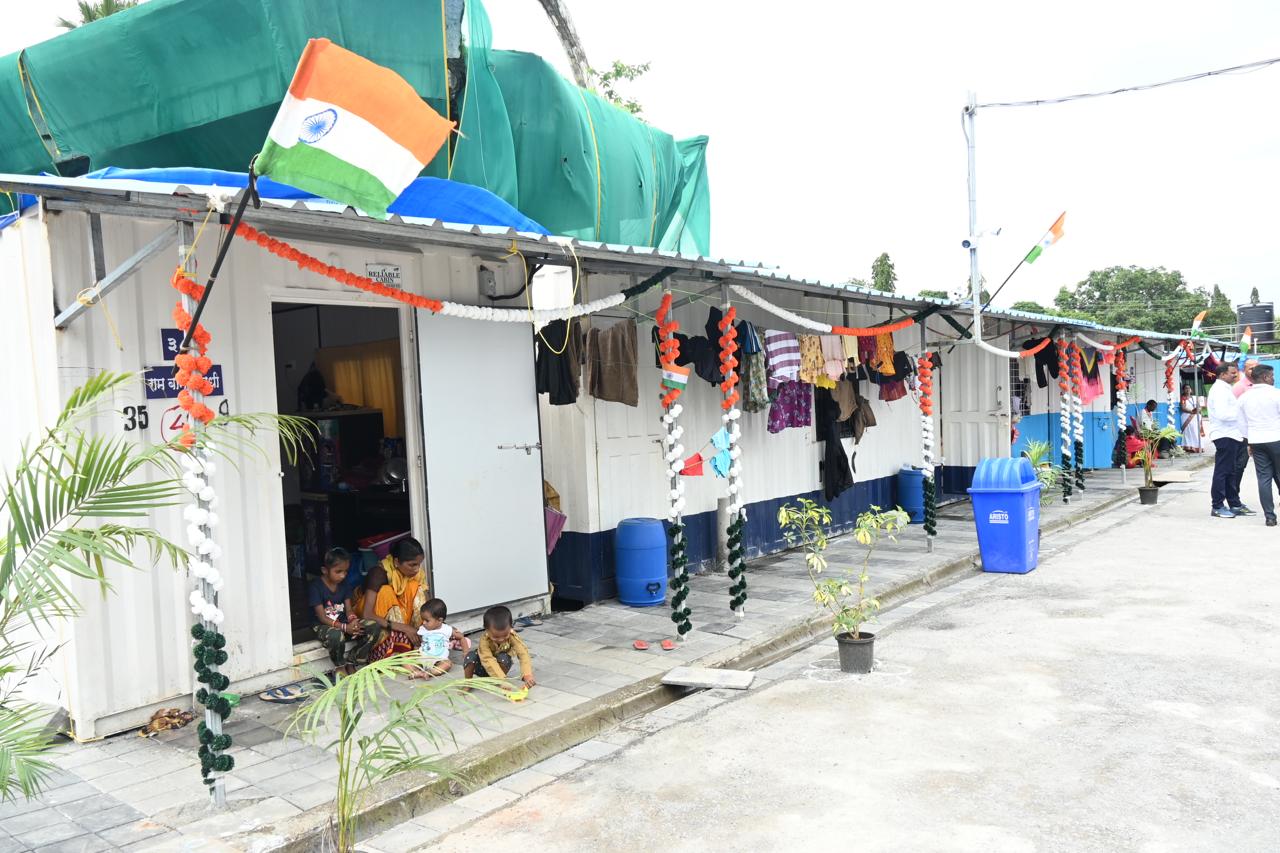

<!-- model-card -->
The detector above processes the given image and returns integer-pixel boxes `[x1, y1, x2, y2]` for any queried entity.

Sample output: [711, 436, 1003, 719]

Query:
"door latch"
[497, 442, 542, 456]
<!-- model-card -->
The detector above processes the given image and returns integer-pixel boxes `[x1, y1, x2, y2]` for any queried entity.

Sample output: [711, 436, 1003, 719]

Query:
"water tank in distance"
[1238, 302, 1275, 345]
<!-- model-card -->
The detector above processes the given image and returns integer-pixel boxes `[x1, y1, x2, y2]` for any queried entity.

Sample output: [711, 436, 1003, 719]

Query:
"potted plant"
[1021, 439, 1062, 506]
[779, 499, 908, 674]
[1134, 426, 1180, 505]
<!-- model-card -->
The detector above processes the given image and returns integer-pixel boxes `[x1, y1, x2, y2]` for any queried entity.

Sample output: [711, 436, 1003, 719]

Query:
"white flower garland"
[728, 284, 832, 333]
[182, 450, 224, 625]
[661, 402, 687, 520]
[436, 292, 626, 325]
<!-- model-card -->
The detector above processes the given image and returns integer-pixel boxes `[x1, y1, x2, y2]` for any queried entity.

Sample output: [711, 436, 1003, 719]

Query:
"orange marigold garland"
[917, 353, 937, 537]
[170, 270, 218, 439]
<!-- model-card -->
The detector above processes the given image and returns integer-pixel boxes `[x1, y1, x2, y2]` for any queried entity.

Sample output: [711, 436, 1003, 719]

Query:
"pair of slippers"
[258, 683, 311, 704]
[632, 639, 677, 651]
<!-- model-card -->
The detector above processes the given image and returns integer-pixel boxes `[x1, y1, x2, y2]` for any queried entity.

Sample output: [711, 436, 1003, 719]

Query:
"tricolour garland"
[1069, 342, 1085, 493]
[656, 292, 691, 638]
[170, 267, 233, 792]
[1113, 347, 1129, 467]
[718, 305, 747, 615]
[917, 353, 937, 537]
[1056, 337, 1072, 502]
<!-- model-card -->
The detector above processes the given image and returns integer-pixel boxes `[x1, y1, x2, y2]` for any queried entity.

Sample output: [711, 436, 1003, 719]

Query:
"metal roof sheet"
[0, 173, 1222, 345]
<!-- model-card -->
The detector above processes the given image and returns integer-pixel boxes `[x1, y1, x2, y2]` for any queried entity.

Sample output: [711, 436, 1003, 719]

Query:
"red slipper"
[632, 640, 650, 651]
[660, 639, 676, 651]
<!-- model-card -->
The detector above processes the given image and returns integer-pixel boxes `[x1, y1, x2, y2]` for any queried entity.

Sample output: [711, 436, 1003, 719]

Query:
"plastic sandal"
[660, 639, 676, 651]
[632, 640, 650, 651]
[258, 684, 308, 704]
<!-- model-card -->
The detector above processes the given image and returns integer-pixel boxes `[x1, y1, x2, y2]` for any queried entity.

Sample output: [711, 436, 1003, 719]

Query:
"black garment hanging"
[1027, 338, 1059, 388]
[535, 320, 582, 405]
[815, 388, 854, 501]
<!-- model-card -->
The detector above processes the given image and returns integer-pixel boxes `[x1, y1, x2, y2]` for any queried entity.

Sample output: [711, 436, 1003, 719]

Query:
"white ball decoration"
[186, 525, 207, 546]
[199, 486, 215, 503]
[206, 513, 219, 529]
[198, 540, 216, 555]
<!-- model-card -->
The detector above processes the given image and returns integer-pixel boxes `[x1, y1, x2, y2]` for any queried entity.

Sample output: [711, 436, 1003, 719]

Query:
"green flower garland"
[668, 522, 692, 636]
[727, 513, 748, 611]
[191, 624, 234, 782]
[922, 476, 937, 536]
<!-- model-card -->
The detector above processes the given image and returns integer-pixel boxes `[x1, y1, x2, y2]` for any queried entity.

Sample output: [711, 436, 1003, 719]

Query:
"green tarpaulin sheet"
[0, 0, 710, 254]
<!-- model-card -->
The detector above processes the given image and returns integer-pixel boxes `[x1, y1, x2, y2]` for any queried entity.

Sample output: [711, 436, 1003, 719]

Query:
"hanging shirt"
[815, 388, 854, 501]
[742, 350, 771, 413]
[831, 377, 857, 422]
[820, 335, 846, 380]
[1026, 338, 1060, 389]
[586, 321, 639, 407]
[841, 334, 860, 369]
[535, 320, 583, 405]
[767, 380, 812, 434]
[764, 330, 801, 389]
[873, 333, 896, 375]
[798, 335, 825, 385]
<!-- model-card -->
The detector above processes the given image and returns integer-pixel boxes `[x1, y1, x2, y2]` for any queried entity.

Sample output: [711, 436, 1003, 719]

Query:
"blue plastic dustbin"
[615, 518, 668, 606]
[897, 467, 925, 523]
[968, 458, 1041, 574]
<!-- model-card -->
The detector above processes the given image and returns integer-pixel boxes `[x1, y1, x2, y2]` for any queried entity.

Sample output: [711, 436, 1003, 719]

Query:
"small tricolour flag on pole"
[661, 363, 691, 390]
[1191, 310, 1208, 335]
[1024, 212, 1066, 264]
[255, 38, 455, 219]
[1240, 326, 1253, 355]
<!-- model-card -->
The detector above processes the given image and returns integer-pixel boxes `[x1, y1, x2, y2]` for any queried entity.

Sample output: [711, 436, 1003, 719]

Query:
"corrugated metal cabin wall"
[565, 278, 924, 533]
[41, 210, 481, 736]
[0, 209, 69, 711]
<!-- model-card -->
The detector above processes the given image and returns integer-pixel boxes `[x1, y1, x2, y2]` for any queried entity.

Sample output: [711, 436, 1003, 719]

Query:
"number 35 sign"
[123, 399, 230, 437]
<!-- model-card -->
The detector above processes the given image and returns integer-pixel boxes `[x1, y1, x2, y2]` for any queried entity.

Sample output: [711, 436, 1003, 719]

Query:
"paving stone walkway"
[0, 459, 1203, 852]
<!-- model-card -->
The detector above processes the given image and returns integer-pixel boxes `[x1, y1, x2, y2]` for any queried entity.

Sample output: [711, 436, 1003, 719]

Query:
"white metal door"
[940, 341, 1011, 467]
[416, 313, 548, 613]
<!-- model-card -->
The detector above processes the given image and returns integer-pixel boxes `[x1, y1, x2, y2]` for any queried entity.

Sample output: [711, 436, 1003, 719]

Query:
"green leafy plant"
[285, 655, 508, 852]
[1021, 439, 1063, 505]
[590, 60, 651, 116]
[0, 371, 312, 801]
[56, 0, 140, 29]
[1134, 426, 1182, 488]
[779, 500, 908, 639]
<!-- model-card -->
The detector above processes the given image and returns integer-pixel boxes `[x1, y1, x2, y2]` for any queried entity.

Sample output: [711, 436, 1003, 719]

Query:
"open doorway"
[272, 302, 417, 644]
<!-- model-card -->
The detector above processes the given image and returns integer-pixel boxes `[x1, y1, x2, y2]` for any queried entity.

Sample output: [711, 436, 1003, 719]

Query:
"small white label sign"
[988, 509, 1009, 525]
[366, 263, 402, 290]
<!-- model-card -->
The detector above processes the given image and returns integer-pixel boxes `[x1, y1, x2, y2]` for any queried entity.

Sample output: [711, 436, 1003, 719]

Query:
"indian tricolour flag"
[1024, 212, 1066, 264]
[255, 39, 454, 219]
[662, 363, 691, 390]
[1241, 326, 1254, 355]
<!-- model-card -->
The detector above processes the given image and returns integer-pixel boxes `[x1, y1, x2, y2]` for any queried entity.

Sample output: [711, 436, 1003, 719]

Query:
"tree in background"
[1054, 266, 1234, 335]
[1011, 300, 1048, 313]
[871, 253, 897, 293]
[590, 60, 650, 116]
[917, 289, 949, 300]
[56, 0, 139, 28]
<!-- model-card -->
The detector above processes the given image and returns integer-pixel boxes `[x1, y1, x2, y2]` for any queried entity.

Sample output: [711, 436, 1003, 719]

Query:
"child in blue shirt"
[309, 548, 376, 672]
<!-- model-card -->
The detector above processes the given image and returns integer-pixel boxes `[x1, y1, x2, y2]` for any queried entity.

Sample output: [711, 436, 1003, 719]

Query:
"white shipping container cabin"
[0, 175, 1206, 737]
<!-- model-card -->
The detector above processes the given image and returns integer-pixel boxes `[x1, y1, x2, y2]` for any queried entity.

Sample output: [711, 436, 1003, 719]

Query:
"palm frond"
[0, 704, 57, 803]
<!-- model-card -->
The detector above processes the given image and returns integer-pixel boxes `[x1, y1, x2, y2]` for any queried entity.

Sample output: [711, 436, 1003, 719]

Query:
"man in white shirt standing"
[1239, 364, 1280, 526]
[1207, 362, 1253, 518]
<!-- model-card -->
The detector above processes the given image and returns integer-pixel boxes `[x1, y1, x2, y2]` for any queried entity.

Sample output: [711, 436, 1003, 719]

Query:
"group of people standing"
[1207, 359, 1280, 525]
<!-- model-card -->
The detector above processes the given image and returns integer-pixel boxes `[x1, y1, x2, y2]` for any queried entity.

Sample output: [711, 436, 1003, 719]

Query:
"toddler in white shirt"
[411, 598, 469, 678]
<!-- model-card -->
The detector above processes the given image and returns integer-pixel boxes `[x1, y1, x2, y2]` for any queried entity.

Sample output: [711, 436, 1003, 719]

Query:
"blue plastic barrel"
[968, 457, 1042, 574]
[615, 518, 668, 607]
[897, 467, 926, 523]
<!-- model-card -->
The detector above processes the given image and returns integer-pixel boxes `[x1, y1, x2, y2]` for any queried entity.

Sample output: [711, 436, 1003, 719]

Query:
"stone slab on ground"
[660, 666, 755, 690]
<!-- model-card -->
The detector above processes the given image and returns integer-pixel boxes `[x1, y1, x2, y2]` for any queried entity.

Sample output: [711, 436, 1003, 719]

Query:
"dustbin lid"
[968, 457, 1038, 492]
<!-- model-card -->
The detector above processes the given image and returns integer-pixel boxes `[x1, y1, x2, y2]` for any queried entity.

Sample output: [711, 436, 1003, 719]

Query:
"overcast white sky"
[5, 0, 1279, 311]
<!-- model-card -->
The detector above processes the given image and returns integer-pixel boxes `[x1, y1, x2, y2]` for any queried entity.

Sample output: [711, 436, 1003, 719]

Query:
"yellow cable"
[179, 209, 215, 272]
[575, 88, 603, 240]
[16, 52, 61, 170]
[533, 242, 583, 355]
[75, 287, 124, 351]
[440, 0, 453, 174]
[645, 125, 658, 246]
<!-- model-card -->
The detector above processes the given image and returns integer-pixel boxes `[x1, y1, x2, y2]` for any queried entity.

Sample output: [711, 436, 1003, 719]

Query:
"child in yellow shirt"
[463, 605, 535, 688]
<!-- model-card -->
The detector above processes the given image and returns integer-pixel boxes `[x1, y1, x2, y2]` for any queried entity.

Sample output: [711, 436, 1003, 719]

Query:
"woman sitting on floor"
[354, 537, 430, 661]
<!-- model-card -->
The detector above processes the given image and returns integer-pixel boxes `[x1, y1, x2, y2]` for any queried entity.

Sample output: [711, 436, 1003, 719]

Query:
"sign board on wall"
[160, 328, 184, 361]
[365, 263, 402, 290]
[143, 365, 226, 399]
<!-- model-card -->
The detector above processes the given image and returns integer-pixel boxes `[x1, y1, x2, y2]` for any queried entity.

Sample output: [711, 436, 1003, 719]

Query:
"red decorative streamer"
[1018, 337, 1051, 358]
[235, 223, 445, 313]
[917, 352, 934, 417]
[718, 306, 740, 411]
[830, 316, 915, 337]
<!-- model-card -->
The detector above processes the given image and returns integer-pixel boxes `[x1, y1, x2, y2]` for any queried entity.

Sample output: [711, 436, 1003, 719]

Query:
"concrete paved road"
[426, 483, 1280, 853]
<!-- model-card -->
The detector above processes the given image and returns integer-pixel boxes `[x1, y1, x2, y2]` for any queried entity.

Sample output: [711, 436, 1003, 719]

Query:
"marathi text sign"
[143, 365, 226, 399]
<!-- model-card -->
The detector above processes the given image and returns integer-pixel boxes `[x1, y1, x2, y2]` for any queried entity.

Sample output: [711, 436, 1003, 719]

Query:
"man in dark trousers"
[1206, 362, 1252, 518]
[1239, 364, 1280, 526]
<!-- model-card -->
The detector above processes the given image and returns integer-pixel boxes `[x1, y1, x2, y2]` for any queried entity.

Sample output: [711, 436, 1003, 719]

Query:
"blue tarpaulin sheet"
[0, 167, 549, 234]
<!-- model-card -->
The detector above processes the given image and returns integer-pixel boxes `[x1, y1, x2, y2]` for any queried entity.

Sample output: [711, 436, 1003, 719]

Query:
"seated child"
[1124, 425, 1146, 469]
[411, 598, 469, 678]
[310, 548, 375, 673]
[463, 605, 536, 688]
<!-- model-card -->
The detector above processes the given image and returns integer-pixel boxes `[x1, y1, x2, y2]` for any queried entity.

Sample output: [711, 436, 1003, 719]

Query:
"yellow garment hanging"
[873, 332, 895, 375]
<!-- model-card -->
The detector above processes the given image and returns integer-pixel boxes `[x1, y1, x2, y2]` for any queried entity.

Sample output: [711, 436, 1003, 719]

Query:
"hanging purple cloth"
[545, 507, 567, 555]
[768, 381, 813, 434]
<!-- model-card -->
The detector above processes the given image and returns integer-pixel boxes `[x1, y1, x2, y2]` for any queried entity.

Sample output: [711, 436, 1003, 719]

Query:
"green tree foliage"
[871, 253, 897, 293]
[590, 60, 650, 116]
[917, 289, 949, 300]
[56, 0, 139, 29]
[1054, 266, 1234, 335]
[1011, 300, 1048, 313]
[1204, 284, 1236, 332]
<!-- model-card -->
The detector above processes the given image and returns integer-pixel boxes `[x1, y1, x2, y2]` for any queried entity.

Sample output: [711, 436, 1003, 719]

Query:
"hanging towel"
[709, 450, 732, 478]
[680, 453, 704, 476]
[831, 378, 857, 422]
[587, 321, 639, 407]
[763, 329, 801, 389]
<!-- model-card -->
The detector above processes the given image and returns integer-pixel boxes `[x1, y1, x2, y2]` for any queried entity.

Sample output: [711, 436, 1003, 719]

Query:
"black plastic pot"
[835, 631, 875, 674]
[1138, 485, 1159, 505]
